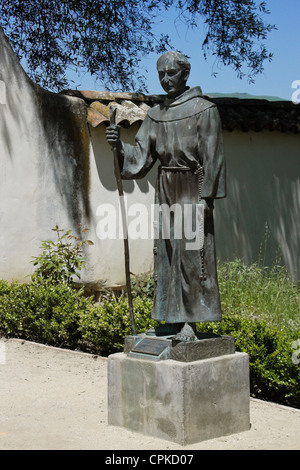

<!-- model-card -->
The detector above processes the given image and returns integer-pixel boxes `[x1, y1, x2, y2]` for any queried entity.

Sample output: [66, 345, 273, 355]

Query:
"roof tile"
[61, 90, 300, 133]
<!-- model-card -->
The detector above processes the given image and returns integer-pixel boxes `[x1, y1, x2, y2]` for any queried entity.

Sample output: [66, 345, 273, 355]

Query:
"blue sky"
[79, 0, 300, 101]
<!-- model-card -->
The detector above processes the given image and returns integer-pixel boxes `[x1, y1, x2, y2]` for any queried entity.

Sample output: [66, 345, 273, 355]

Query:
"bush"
[0, 279, 11, 296]
[0, 259, 299, 408]
[0, 279, 94, 348]
[0, 279, 156, 356]
[131, 272, 155, 300]
[197, 315, 300, 408]
[79, 295, 156, 356]
[31, 225, 93, 285]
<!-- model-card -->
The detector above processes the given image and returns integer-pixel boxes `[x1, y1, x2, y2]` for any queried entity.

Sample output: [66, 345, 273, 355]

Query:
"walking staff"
[109, 106, 137, 336]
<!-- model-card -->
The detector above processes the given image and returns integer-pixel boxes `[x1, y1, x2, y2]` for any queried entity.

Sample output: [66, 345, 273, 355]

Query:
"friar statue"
[106, 51, 226, 342]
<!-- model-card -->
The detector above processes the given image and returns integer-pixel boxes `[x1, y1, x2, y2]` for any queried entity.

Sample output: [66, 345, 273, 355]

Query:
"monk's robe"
[119, 86, 226, 324]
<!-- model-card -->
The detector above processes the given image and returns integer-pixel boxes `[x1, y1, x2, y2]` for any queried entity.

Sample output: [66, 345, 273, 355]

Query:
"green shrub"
[0, 279, 156, 356]
[0, 258, 299, 408]
[0, 279, 94, 348]
[31, 225, 93, 285]
[79, 295, 156, 356]
[0, 279, 11, 296]
[131, 272, 155, 300]
[197, 315, 300, 408]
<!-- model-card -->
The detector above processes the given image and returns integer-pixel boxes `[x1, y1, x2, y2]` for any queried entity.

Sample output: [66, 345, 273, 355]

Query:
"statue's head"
[156, 51, 191, 98]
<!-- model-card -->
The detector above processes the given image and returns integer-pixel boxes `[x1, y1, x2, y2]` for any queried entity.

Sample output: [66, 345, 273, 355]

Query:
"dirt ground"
[0, 337, 299, 451]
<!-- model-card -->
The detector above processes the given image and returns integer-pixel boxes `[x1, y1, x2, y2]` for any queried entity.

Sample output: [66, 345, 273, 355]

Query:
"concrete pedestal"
[108, 351, 250, 445]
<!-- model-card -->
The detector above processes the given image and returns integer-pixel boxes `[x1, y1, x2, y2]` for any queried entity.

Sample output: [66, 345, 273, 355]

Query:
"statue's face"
[157, 55, 189, 98]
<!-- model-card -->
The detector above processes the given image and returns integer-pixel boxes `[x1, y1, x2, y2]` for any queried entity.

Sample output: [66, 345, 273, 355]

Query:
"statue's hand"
[106, 124, 121, 148]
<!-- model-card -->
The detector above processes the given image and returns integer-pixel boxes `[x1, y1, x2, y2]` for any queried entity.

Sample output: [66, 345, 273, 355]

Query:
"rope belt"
[159, 166, 191, 171]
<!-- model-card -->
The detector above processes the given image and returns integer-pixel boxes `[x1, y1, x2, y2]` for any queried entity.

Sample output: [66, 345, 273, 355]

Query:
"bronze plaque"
[131, 338, 169, 356]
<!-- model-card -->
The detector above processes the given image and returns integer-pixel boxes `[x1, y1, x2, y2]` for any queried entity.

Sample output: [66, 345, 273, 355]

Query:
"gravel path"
[0, 337, 299, 450]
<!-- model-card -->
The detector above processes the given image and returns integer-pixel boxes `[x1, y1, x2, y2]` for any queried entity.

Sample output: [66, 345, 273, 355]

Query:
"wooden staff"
[109, 106, 137, 336]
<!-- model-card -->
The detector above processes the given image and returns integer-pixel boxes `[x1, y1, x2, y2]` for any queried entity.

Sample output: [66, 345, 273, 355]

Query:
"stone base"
[124, 333, 235, 362]
[108, 351, 250, 445]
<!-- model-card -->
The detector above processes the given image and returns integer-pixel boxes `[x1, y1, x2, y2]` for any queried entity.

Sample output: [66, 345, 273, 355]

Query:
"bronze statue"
[106, 51, 226, 341]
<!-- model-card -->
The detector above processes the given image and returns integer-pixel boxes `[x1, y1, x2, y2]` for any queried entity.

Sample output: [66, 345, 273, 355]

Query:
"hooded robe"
[119, 86, 226, 323]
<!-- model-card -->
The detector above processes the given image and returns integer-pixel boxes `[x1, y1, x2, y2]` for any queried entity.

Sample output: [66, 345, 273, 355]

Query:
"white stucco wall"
[83, 124, 157, 287]
[215, 130, 300, 281]
[0, 25, 157, 288]
[0, 26, 299, 287]
[83, 126, 300, 286]
[0, 27, 92, 284]
[89, 126, 300, 285]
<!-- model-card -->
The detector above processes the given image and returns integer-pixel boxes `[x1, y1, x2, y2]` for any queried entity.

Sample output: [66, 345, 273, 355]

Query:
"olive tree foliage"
[0, 0, 275, 92]
[181, 0, 276, 82]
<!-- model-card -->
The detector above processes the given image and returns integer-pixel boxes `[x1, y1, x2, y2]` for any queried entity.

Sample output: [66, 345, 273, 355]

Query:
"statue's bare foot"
[173, 323, 197, 342]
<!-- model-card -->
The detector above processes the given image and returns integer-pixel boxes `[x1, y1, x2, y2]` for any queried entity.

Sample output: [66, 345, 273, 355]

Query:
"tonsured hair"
[157, 51, 191, 74]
